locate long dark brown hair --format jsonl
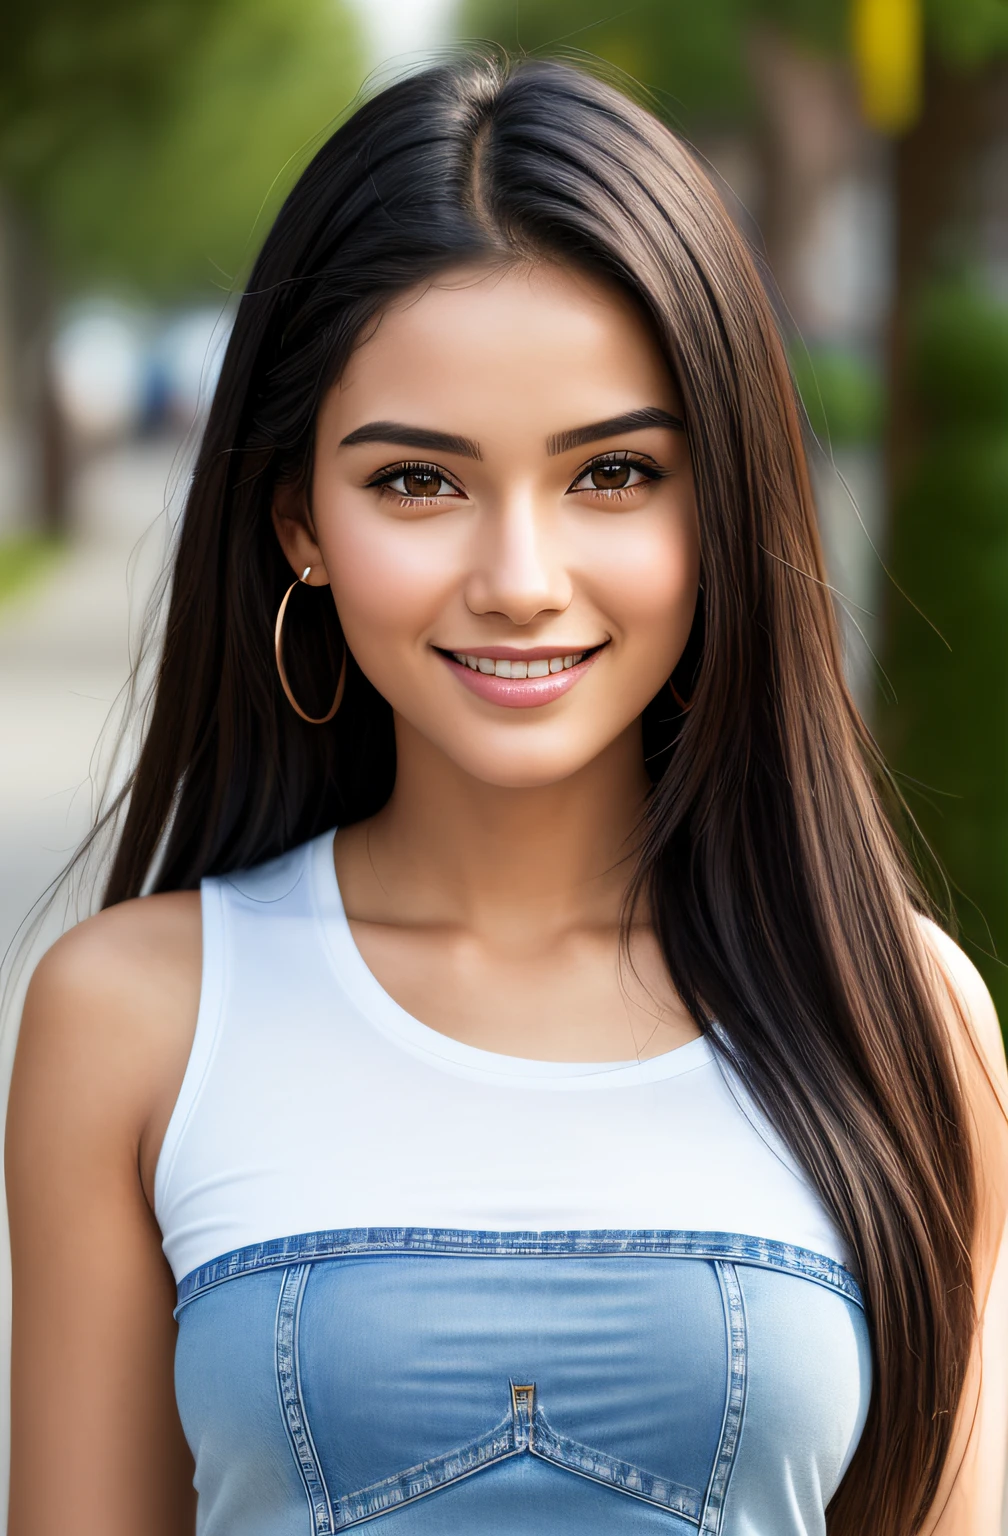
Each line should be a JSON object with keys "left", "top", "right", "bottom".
{"left": 100, "top": 54, "right": 975, "bottom": 1533}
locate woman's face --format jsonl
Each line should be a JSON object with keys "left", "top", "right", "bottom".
{"left": 276, "top": 261, "right": 700, "bottom": 790}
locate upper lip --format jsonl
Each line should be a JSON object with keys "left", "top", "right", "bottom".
{"left": 436, "top": 642, "right": 607, "bottom": 661}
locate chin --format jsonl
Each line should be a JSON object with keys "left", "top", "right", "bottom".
{"left": 447, "top": 746, "right": 600, "bottom": 791}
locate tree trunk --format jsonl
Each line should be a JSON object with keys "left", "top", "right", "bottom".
{"left": 0, "top": 195, "right": 66, "bottom": 537}
{"left": 888, "top": 55, "right": 1008, "bottom": 494}
{"left": 881, "top": 54, "right": 1008, "bottom": 1021}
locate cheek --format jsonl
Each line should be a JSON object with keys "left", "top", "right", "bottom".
{"left": 583, "top": 508, "right": 700, "bottom": 651}
{"left": 317, "top": 500, "right": 459, "bottom": 650}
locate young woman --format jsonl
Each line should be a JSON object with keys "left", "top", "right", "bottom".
{"left": 6, "top": 55, "right": 1008, "bottom": 1536}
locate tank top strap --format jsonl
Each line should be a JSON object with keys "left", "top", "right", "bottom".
{"left": 153, "top": 833, "right": 330, "bottom": 1219}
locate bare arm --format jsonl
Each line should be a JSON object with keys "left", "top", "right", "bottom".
{"left": 6, "top": 893, "right": 202, "bottom": 1536}
{"left": 918, "top": 923, "right": 1008, "bottom": 1535}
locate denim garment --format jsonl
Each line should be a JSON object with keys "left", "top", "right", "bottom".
{"left": 174, "top": 1229, "right": 870, "bottom": 1536}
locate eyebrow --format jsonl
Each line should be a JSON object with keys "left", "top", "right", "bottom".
{"left": 340, "top": 421, "right": 482, "bottom": 459}
{"left": 339, "top": 405, "right": 685, "bottom": 462}
{"left": 547, "top": 407, "right": 685, "bottom": 456}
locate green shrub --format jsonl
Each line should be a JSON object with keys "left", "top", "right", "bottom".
{"left": 790, "top": 343, "right": 884, "bottom": 445}
{"left": 909, "top": 283, "right": 1008, "bottom": 428}
{"left": 0, "top": 534, "right": 62, "bottom": 606}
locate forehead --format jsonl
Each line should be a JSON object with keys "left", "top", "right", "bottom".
{"left": 324, "top": 261, "right": 678, "bottom": 441}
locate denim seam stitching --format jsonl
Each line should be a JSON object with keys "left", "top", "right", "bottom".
{"left": 275, "top": 1264, "right": 334, "bottom": 1534}
{"left": 337, "top": 1456, "right": 524, "bottom": 1529}
{"left": 176, "top": 1227, "right": 863, "bottom": 1313}
{"left": 294, "top": 1265, "right": 335, "bottom": 1534}
{"left": 334, "top": 1416, "right": 520, "bottom": 1528}
{"left": 530, "top": 1410, "right": 701, "bottom": 1522}
{"left": 698, "top": 1260, "right": 748, "bottom": 1536}
{"left": 332, "top": 1390, "right": 703, "bottom": 1527}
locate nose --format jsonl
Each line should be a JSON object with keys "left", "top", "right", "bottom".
{"left": 464, "top": 491, "right": 573, "bottom": 626}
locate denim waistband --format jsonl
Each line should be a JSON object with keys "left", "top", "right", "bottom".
{"left": 175, "top": 1227, "right": 863, "bottom": 1313}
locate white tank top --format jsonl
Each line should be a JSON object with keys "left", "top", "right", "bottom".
{"left": 154, "top": 829, "right": 848, "bottom": 1284}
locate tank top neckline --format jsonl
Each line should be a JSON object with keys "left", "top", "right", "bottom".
{"left": 310, "top": 829, "right": 715, "bottom": 1090}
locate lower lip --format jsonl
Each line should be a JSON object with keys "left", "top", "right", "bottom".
{"left": 440, "top": 649, "right": 604, "bottom": 709}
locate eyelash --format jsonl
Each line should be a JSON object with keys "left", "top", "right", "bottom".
{"left": 568, "top": 451, "right": 667, "bottom": 502}
{"left": 366, "top": 460, "right": 466, "bottom": 507}
{"left": 365, "top": 452, "right": 667, "bottom": 506}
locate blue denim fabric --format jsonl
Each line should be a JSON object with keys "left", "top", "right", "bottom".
{"left": 175, "top": 1227, "right": 863, "bottom": 1312}
{"left": 174, "top": 1229, "right": 870, "bottom": 1536}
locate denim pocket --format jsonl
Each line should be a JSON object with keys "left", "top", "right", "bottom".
{"left": 330, "top": 1377, "right": 705, "bottom": 1528}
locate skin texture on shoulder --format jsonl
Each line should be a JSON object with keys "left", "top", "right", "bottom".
{"left": 5, "top": 892, "right": 201, "bottom": 1536}
{"left": 914, "top": 918, "right": 1008, "bottom": 1534}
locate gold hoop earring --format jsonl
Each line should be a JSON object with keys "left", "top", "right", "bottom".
{"left": 668, "top": 678, "right": 694, "bottom": 712}
{"left": 274, "top": 565, "right": 346, "bottom": 724}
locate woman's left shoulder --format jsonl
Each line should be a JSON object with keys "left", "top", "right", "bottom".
{"left": 915, "top": 909, "right": 1008, "bottom": 1155}
{"left": 914, "top": 915, "right": 1006, "bottom": 1083}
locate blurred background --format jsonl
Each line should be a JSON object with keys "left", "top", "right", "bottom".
{"left": 1, "top": 0, "right": 1008, "bottom": 1515}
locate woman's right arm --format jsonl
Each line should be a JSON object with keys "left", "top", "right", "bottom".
{"left": 5, "top": 893, "right": 202, "bottom": 1536}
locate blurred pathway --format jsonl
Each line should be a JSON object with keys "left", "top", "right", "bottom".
{"left": 0, "top": 435, "right": 183, "bottom": 969}
{"left": 0, "top": 434, "right": 184, "bottom": 1523}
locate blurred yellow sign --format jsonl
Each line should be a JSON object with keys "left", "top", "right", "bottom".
{"left": 851, "top": 0, "right": 922, "bottom": 132}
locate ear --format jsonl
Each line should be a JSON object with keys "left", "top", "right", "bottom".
{"left": 271, "top": 482, "right": 331, "bottom": 587}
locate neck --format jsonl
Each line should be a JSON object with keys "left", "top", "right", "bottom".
{"left": 366, "top": 716, "right": 651, "bottom": 934}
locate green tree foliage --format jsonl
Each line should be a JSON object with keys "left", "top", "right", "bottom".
{"left": 0, "top": 0, "right": 227, "bottom": 191}
{"left": 0, "top": 0, "right": 364, "bottom": 295}
{"left": 454, "top": 0, "right": 849, "bottom": 130}
{"left": 790, "top": 344, "right": 884, "bottom": 444}
{"left": 882, "top": 285, "right": 1008, "bottom": 1014}
{"left": 457, "top": 0, "right": 1008, "bottom": 103}
{"left": 925, "top": 0, "right": 1008, "bottom": 65}
{"left": 455, "top": 0, "right": 754, "bottom": 127}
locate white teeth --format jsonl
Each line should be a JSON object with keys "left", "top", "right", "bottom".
{"left": 451, "top": 649, "right": 590, "bottom": 675}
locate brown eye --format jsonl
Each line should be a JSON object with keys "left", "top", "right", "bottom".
{"left": 372, "top": 462, "right": 464, "bottom": 501}
{"left": 569, "top": 456, "right": 656, "bottom": 497}
{"left": 590, "top": 461, "right": 632, "bottom": 490}
{"left": 401, "top": 468, "right": 444, "bottom": 497}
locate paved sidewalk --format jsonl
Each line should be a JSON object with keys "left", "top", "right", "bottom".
{"left": 0, "top": 433, "right": 185, "bottom": 1522}
{"left": 0, "top": 436, "right": 184, "bottom": 964}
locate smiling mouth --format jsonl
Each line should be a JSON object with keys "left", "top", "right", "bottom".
{"left": 445, "top": 646, "right": 602, "bottom": 678}
{"left": 434, "top": 642, "right": 608, "bottom": 709}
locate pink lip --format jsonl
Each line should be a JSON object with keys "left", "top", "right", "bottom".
{"left": 439, "top": 647, "right": 604, "bottom": 709}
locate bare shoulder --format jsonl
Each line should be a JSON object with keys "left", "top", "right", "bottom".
{"left": 28, "top": 887, "right": 200, "bottom": 983}
{"left": 8, "top": 892, "right": 202, "bottom": 1205}
{"left": 19, "top": 890, "right": 202, "bottom": 1067}
{"left": 915, "top": 914, "right": 1007, "bottom": 1089}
